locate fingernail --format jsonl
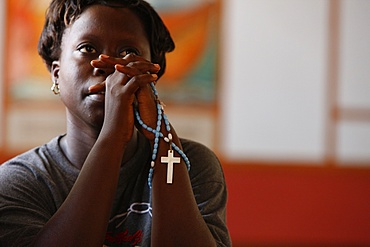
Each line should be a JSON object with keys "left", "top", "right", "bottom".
{"left": 153, "top": 64, "right": 160, "bottom": 69}
{"left": 100, "top": 54, "right": 109, "bottom": 59}
{"left": 115, "top": 64, "right": 124, "bottom": 69}
{"left": 88, "top": 85, "right": 95, "bottom": 92}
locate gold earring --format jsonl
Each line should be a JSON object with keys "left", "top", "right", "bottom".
{"left": 51, "top": 81, "right": 60, "bottom": 95}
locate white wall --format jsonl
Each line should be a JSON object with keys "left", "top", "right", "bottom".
{"left": 338, "top": 0, "right": 370, "bottom": 164}
{"left": 220, "top": 0, "right": 370, "bottom": 165}
{"left": 220, "top": 0, "right": 328, "bottom": 162}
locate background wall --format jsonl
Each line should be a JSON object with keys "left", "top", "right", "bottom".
{"left": 221, "top": 0, "right": 328, "bottom": 162}
{"left": 1, "top": 0, "right": 370, "bottom": 246}
{"left": 220, "top": 0, "right": 370, "bottom": 165}
{"left": 219, "top": 0, "right": 370, "bottom": 245}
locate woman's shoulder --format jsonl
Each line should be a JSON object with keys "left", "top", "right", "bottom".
{"left": 179, "top": 138, "right": 225, "bottom": 183}
{"left": 0, "top": 135, "right": 76, "bottom": 206}
{"left": 0, "top": 135, "right": 74, "bottom": 182}
{"left": 1, "top": 135, "right": 60, "bottom": 166}
{"left": 180, "top": 138, "right": 218, "bottom": 157}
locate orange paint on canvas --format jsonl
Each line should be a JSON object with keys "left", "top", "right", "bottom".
{"left": 160, "top": 3, "right": 215, "bottom": 84}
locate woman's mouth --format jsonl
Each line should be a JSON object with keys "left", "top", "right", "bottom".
{"left": 87, "top": 91, "right": 105, "bottom": 102}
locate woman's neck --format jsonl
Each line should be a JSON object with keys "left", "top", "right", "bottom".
{"left": 60, "top": 124, "right": 138, "bottom": 170}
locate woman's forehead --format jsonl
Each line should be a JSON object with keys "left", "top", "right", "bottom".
{"left": 71, "top": 5, "right": 143, "bottom": 30}
{"left": 63, "top": 5, "right": 149, "bottom": 49}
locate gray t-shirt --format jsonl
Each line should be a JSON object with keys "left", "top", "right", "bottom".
{"left": 0, "top": 134, "right": 231, "bottom": 246}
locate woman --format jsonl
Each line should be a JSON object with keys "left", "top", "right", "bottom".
{"left": 0, "top": 0, "right": 231, "bottom": 246}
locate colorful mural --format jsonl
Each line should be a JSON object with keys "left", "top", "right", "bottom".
{"left": 6, "top": 0, "right": 52, "bottom": 102}
{"left": 153, "top": 1, "right": 220, "bottom": 103}
{"left": 6, "top": 0, "right": 220, "bottom": 104}
{"left": 3, "top": 0, "right": 220, "bottom": 152}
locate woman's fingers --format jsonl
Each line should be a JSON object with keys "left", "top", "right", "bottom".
{"left": 88, "top": 82, "right": 105, "bottom": 94}
{"left": 123, "top": 73, "right": 158, "bottom": 96}
{"left": 88, "top": 65, "right": 158, "bottom": 95}
{"left": 115, "top": 64, "right": 159, "bottom": 79}
{"left": 91, "top": 54, "right": 127, "bottom": 67}
{"left": 91, "top": 54, "right": 160, "bottom": 75}
{"left": 89, "top": 54, "right": 160, "bottom": 94}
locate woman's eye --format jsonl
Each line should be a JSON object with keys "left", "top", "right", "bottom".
{"left": 120, "top": 49, "right": 138, "bottom": 57}
{"left": 78, "top": 45, "right": 97, "bottom": 54}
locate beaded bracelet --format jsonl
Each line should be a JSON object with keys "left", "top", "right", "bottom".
{"left": 134, "top": 82, "right": 191, "bottom": 188}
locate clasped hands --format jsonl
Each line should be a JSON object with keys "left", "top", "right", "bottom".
{"left": 89, "top": 53, "right": 163, "bottom": 142}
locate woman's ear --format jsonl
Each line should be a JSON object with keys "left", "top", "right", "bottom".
{"left": 51, "top": 61, "right": 60, "bottom": 82}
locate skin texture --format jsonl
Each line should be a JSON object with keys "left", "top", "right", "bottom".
{"left": 33, "top": 5, "right": 216, "bottom": 247}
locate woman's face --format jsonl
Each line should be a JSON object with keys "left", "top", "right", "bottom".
{"left": 53, "top": 5, "right": 151, "bottom": 130}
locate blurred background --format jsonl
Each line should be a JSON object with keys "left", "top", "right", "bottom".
{"left": 0, "top": 0, "right": 370, "bottom": 246}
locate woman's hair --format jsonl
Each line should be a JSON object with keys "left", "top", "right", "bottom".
{"left": 38, "top": 0, "right": 175, "bottom": 78}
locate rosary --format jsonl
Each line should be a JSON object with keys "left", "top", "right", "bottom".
{"left": 134, "top": 82, "right": 191, "bottom": 188}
